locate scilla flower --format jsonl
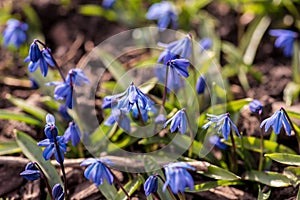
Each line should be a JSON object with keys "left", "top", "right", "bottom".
{"left": 64, "top": 121, "right": 81, "bottom": 146}
{"left": 20, "top": 162, "right": 41, "bottom": 181}
{"left": 202, "top": 113, "right": 241, "bottom": 140}
{"left": 269, "top": 29, "right": 298, "bottom": 57}
{"left": 163, "top": 162, "right": 195, "bottom": 194}
{"left": 144, "top": 175, "right": 158, "bottom": 196}
{"left": 199, "top": 37, "right": 212, "bottom": 52}
{"left": 37, "top": 136, "right": 67, "bottom": 163}
{"left": 167, "top": 59, "right": 190, "bottom": 78}
{"left": 260, "top": 108, "right": 292, "bottom": 135}
{"left": 164, "top": 109, "right": 187, "bottom": 134}
{"left": 104, "top": 109, "right": 131, "bottom": 132}
{"left": 249, "top": 99, "right": 263, "bottom": 115}
{"left": 2, "top": 19, "right": 28, "bottom": 48}
{"left": 196, "top": 75, "right": 206, "bottom": 94}
{"left": 164, "top": 34, "right": 192, "bottom": 59}
{"left": 44, "top": 114, "right": 58, "bottom": 140}
{"left": 80, "top": 158, "right": 114, "bottom": 187}
{"left": 146, "top": 1, "right": 177, "bottom": 31}
{"left": 102, "top": 0, "right": 116, "bottom": 9}
{"left": 52, "top": 184, "right": 64, "bottom": 200}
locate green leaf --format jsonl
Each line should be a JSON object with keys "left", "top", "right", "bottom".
{"left": 265, "top": 153, "right": 300, "bottom": 166}
{"left": 116, "top": 176, "right": 143, "bottom": 200}
{"left": 0, "top": 110, "right": 41, "bottom": 126}
{"left": 187, "top": 180, "right": 243, "bottom": 192}
{"left": 98, "top": 179, "right": 118, "bottom": 199}
{"left": 244, "top": 170, "right": 291, "bottom": 187}
{"left": 199, "top": 165, "right": 240, "bottom": 180}
{"left": 0, "top": 141, "right": 21, "bottom": 155}
{"left": 283, "top": 82, "right": 300, "bottom": 106}
{"left": 223, "top": 136, "right": 296, "bottom": 154}
{"left": 6, "top": 94, "right": 47, "bottom": 121}
{"left": 79, "top": 5, "right": 103, "bottom": 16}
{"left": 15, "top": 130, "right": 62, "bottom": 187}
{"left": 258, "top": 184, "right": 271, "bottom": 200}
{"left": 204, "top": 98, "right": 252, "bottom": 115}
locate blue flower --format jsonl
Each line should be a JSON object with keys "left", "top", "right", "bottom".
{"left": 66, "top": 69, "right": 90, "bottom": 86}
{"left": 199, "top": 37, "right": 212, "bottom": 52}
{"left": 80, "top": 158, "right": 114, "bottom": 187}
{"left": 47, "top": 81, "right": 73, "bottom": 109}
{"left": 156, "top": 64, "right": 183, "bottom": 93}
{"left": 196, "top": 75, "right": 206, "bottom": 94}
{"left": 144, "top": 175, "right": 158, "bottom": 196}
{"left": 146, "top": 1, "right": 177, "bottom": 31}
{"left": 29, "top": 41, "right": 42, "bottom": 62}
{"left": 202, "top": 113, "right": 241, "bottom": 140}
{"left": 249, "top": 100, "right": 263, "bottom": 115}
{"left": 20, "top": 162, "right": 41, "bottom": 181}
{"left": 162, "top": 34, "right": 192, "bottom": 59}
{"left": 155, "top": 114, "right": 166, "bottom": 124}
{"left": 25, "top": 47, "right": 55, "bottom": 77}
{"left": 104, "top": 109, "right": 131, "bottom": 132}
{"left": 260, "top": 108, "right": 292, "bottom": 135}
{"left": 37, "top": 136, "right": 67, "bottom": 163}
{"left": 167, "top": 59, "right": 190, "bottom": 78}
{"left": 29, "top": 77, "right": 39, "bottom": 89}
{"left": 2, "top": 19, "right": 28, "bottom": 48}
{"left": 102, "top": 0, "right": 116, "bottom": 9}
{"left": 164, "top": 109, "right": 188, "bottom": 134}
{"left": 64, "top": 122, "right": 81, "bottom": 146}
{"left": 209, "top": 135, "right": 228, "bottom": 150}
{"left": 58, "top": 104, "right": 72, "bottom": 121}
{"left": 52, "top": 184, "right": 64, "bottom": 200}
{"left": 163, "top": 162, "right": 195, "bottom": 194}
{"left": 44, "top": 114, "right": 58, "bottom": 140}
{"left": 269, "top": 29, "right": 298, "bottom": 57}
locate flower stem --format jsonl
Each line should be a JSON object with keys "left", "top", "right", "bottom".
{"left": 35, "top": 39, "right": 66, "bottom": 82}
{"left": 229, "top": 130, "right": 237, "bottom": 172}
{"left": 34, "top": 162, "right": 54, "bottom": 200}
{"left": 156, "top": 174, "right": 177, "bottom": 200}
{"left": 106, "top": 167, "right": 131, "bottom": 200}
{"left": 136, "top": 102, "right": 145, "bottom": 126}
{"left": 281, "top": 108, "right": 300, "bottom": 153}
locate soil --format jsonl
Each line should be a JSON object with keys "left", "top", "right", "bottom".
{"left": 0, "top": 1, "right": 299, "bottom": 199}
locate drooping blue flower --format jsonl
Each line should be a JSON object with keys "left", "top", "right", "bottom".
{"left": 156, "top": 63, "right": 183, "bottom": 93}
{"left": 146, "top": 1, "right": 177, "bottom": 31}
{"left": 167, "top": 59, "right": 190, "bottom": 78}
{"left": 80, "top": 158, "right": 114, "bottom": 187}
{"left": 260, "top": 108, "right": 292, "bottom": 135}
{"left": 249, "top": 100, "right": 263, "bottom": 115}
{"left": 202, "top": 113, "right": 241, "bottom": 140}
{"left": 102, "top": 0, "right": 116, "bottom": 9}
{"left": 37, "top": 136, "right": 67, "bottom": 163}
{"left": 20, "top": 162, "right": 41, "bottom": 181}
{"left": 64, "top": 121, "right": 81, "bottom": 146}
{"left": 163, "top": 162, "right": 195, "bottom": 194}
{"left": 44, "top": 113, "right": 58, "bottom": 140}
{"left": 104, "top": 109, "right": 131, "bottom": 132}
{"left": 2, "top": 19, "right": 28, "bottom": 48}
{"left": 58, "top": 104, "right": 72, "bottom": 121}
{"left": 196, "top": 75, "right": 206, "bottom": 94}
{"left": 199, "top": 37, "right": 212, "bottom": 52}
{"left": 29, "top": 41, "right": 42, "bottom": 62}
{"left": 66, "top": 69, "right": 90, "bottom": 86}
{"left": 25, "top": 47, "right": 55, "bottom": 77}
{"left": 47, "top": 81, "right": 73, "bottom": 109}
{"left": 209, "top": 135, "right": 228, "bottom": 150}
{"left": 161, "top": 34, "right": 192, "bottom": 59}
{"left": 144, "top": 175, "right": 158, "bottom": 196}
{"left": 269, "top": 29, "right": 298, "bottom": 57}
{"left": 52, "top": 184, "right": 64, "bottom": 200}
{"left": 164, "top": 109, "right": 188, "bottom": 134}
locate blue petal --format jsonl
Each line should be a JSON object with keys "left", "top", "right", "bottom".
{"left": 222, "top": 117, "right": 230, "bottom": 140}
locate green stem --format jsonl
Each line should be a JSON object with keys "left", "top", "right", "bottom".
{"left": 34, "top": 162, "right": 54, "bottom": 200}
{"left": 258, "top": 115, "right": 264, "bottom": 171}
{"left": 107, "top": 167, "right": 131, "bottom": 200}
{"left": 229, "top": 130, "right": 237, "bottom": 172}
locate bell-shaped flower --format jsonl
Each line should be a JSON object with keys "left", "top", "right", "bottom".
{"left": 80, "top": 158, "right": 114, "bottom": 187}
{"left": 146, "top": 1, "right": 177, "bottom": 31}
{"left": 104, "top": 109, "right": 131, "bottom": 132}
{"left": 2, "top": 19, "right": 28, "bottom": 48}
{"left": 37, "top": 136, "right": 67, "bottom": 163}
{"left": 64, "top": 121, "right": 81, "bottom": 146}
{"left": 164, "top": 109, "right": 188, "bottom": 134}
{"left": 249, "top": 100, "right": 263, "bottom": 115}
{"left": 20, "top": 162, "right": 41, "bottom": 181}
{"left": 167, "top": 59, "right": 190, "bottom": 78}
{"left": 199, "top": 37, "right": 212, "bottom": 52}
{"left": 165, "top": 34, "right": 192, "bottom": 59}
{"left": 144, "top": 175, "right": 158, "bottom": 196}
{"left": 52, "top": 184, "right": 64, "bottom": 200}
{"left": 260, "top": 108, "right": 292, "bottom": 135}
{"left": 44, "top": 113, "right": 58, "bottom": 140}
{"left": 202, "top": 113, "right": 241, "bottom": 140}
{"left": 196, "top": 75, "right": 206, "bottom": 94}
{"left": 269, "top": 29, "right": 298, "bottom": 57}
{"left": 66, "top": 69, "right": 90, "bottom": 86}
{"left": 156, "top": 64, "right": 183, "bottom": 93}
{"left": 29, "top": 41, "right": 42, "bottom": 62}
{"left": 163, "top": 162, "right": 195, "bottom": 194}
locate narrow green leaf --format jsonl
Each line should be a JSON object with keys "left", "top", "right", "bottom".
{"left": 0, "top": 141, "right": 21, "bottom": 155}
{"left": 0, "top": 110, "right": 41, "bottom": 126}
{"left": 15, "top": 130, "right": 62, "bottom": 187}
{"left": 98, "top": 179, "right": 118, "bottom": 199}
{"left": 199, "top": 165, "right": 240, "bottom": 180}
{"left": 258, "top": 184, "right": 271, "bottom": 200}
{"left": 223, "top": 136, "right": 296, "bottom": 154}
{"left": 79, "top": 5, "right": 103, "bottom": 16}
{"left": 283, "top": 82, "right": 300, "bottom": 106}
{"left": 204, "top": 98, "right": 252, "bottom": 115}
{"left": 116, "top": 176, "right": 143, "bottom": 200}
{"left": 187, "top": 180, "right": 243, "bottom": 192}
{"left": 265, "top": 153, "right": 300, "bottom": 166}
{"left": 244, "top": 170, "right": 291, "bottom": 187}
{"left": 6, "top": 94, "right": 47, "bottom": 121}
